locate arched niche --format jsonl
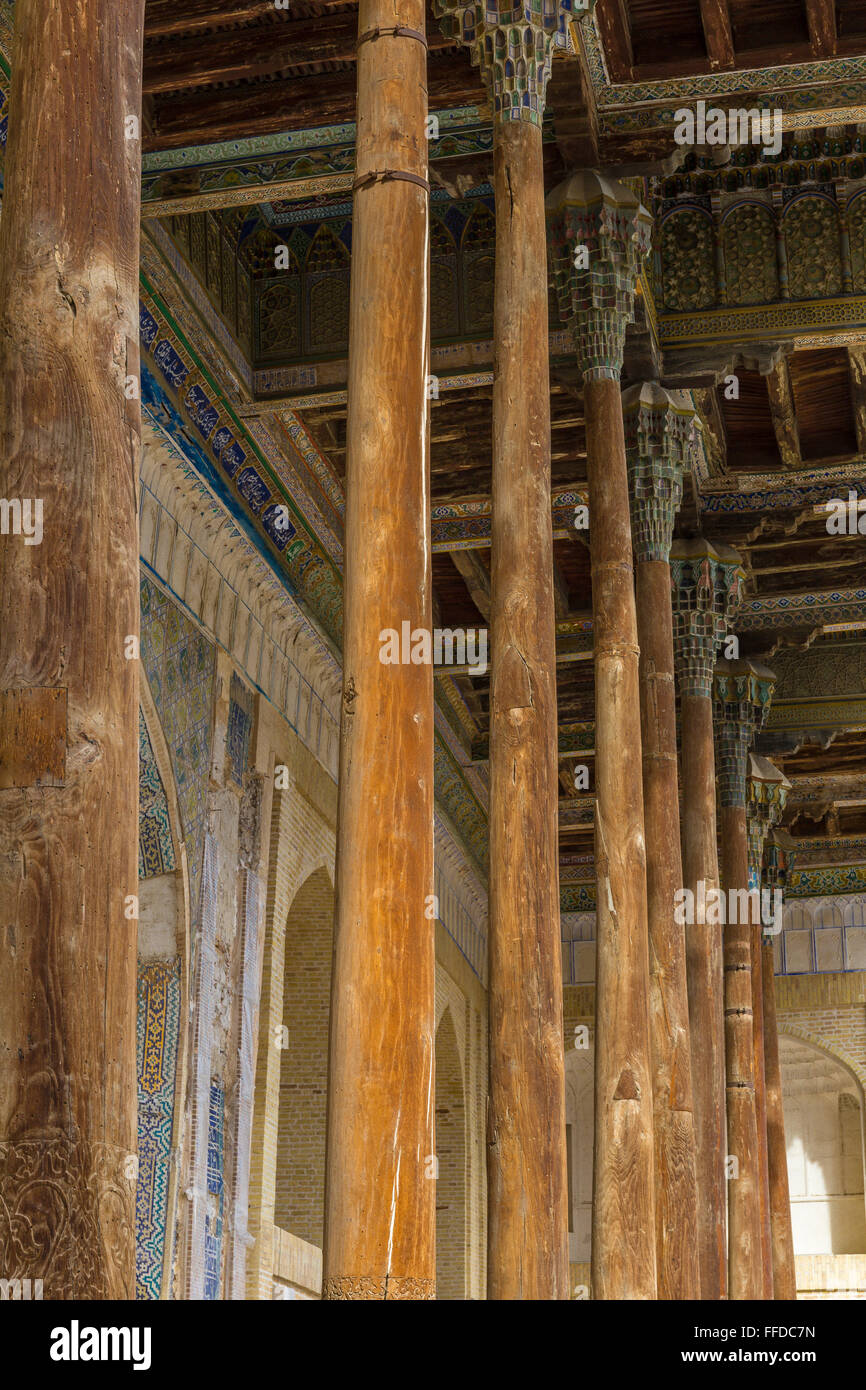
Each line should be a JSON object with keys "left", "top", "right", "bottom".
{"left": 722, "top": 202, "right": 779, "bottom": 305}
{"left": 137, "top": 674, "right": 191, "bottom": 1301}
{"left": 274, "top": 864, "right": 335, "bottom": 1246}
{"left": 783, "top": 194, "right": 842, "bottom": 300}
{"left": 779, "top": 1030, "right": 866, "bottom": 1256}
{"left": 435, "top": 1007, "right": 467, "bottom": 1299}
{"left": 565, "top": 1041, "right": 594, "bottom": 1265}
{"left": 660, "top": 206, "right": 715, "bottom": 312}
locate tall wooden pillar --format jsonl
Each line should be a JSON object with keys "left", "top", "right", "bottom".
{"left": 713, "top": 658, "right": 776, "bottom": 1302}
{"left": 0, "top": 0, "right": 145, "bottom": 1299}
{"left": 547, "top": 173, "right": 657, "bottom": 1300}
{"left": 746, "top": 755, "right": 790, "bottom": 1300}
{"left": 622, "top": 384, "right": 700, "bottom": 1300}
{"left": 323, "top": 0, "right": 435, "bottom": 1301}
{"left": 763, "top": 827, "right": 798, "bottom": 1300}
{"left": 436, "top": 0, "right": 571, "bottom": 1300}
{"left": 670, "top": 540, "right": 744, "bottom": 1300}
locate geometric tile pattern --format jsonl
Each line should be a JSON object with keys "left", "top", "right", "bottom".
{"left": 135, "top": 958, "right": 182, "bottom": 1301}
{"left": 140, "top": 574, "right": 216, "bottom": 912}
{"left": 226, "top": 673, "right": 254, "bottom": 787}
{"left": 139, "top": 708, "right": 177, "bottom": 880}
{"left": 204, "top": 1080, "right": 225, "bottom": 1301}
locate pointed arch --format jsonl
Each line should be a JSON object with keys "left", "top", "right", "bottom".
{"left": 136, "top": 672, "right": 191, "bottom": 1301}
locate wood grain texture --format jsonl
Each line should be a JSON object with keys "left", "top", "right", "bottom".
{"left": 805, "top": 0, "right": 837, "bottom": 57}
{"left": 586, "top": 379, "right": 657, "bottom": 1301}
{"left": 487, "top": 119, "right": 568, "bottom": 1301}
{"left": 720, "top": 804, "right": 763, "bottom": 1302}
{"left": 681, "top": 693, "right": 727, "bottom": 1300}
{"left": 322, "top": 0, "right": 436, "bottom": 1301}
{"left": 636, "top": 561, "right": 700, "bottom": 1300}
{"left": 698, "top": 0, "right": 735, "bottom": 68}
{"left": 762, "top": 938, "right": 798, "bottom": 1301}
{"left": 0, "top": 0, "right": 144, "bottom": 1298}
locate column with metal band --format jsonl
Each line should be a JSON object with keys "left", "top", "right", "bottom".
{"left": 547, "top": 172, "right": 657, "bottom": 1300}
{"left": 434, "top": 0, "right": 585, "bottom": 1301}
{"left": 622, "top": 383, "right": 701, "bottom": 1301}
{"left": 670, "top": 539, "right": 745, "bottom": 1300}
{"left": 322, "top": 0, "right": 435, "bottom": 1302}
{"left": 762, "top": 826, "right": 798, "bottom": 1300}
{"left": 713, "top": 658, "right": 777, "bottom": 1302}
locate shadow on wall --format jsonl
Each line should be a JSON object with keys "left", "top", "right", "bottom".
{"left": 436, "top": 1008, "right": 467, "bottom": 1300}
{"left": 275, "top": 866, "right": 334, "bottom": 1247}
{"left": 780, "top": 1033, "right": 866, "bottom": 1256}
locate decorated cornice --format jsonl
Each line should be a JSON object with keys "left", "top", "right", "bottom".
{"left": 139, "top": 279, "right": 344, "bottom": 647}
{"left": 737, "top": 587, "right": 866, "bottom": 632}
{"left": 140, "top": 117, "right": 511, "bottom": 220}
{"left": 139, "top": 426, "right": 342, "bottom": 778}
{"left": 579, "top": 6, "right": 866, "bottom": 125}
{"left": 787, "top": 864, "right": 866, "bottom": 898}
{"left": 659, "top": 294, "right": 866, "bottom": 351}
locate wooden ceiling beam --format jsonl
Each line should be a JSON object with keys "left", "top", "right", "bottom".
{"left": 805, "top": 0, "right": 838, "bottom": 57}
{"left": 149, "top": 54, "right": 481, "bottom": 148}
{"left": 698, "top": 0, "right": 735, "bottom": 70}
{"left": 143, "top": 15, "right": 453, "bottom": 95}
{"left": 848, "top": 345, "right": 866, "bottom": 457}
{"left": 593, "top": 0, "right": 634, "bottom": 82}
{"left": 553, "top": 559, "right": 571, "bottom": 620}
{"left": 450, "top": 548, "right": 492, "bottom": 621}
{"left": 765, "top": 359, "right": 802, "bottom": 471}
{"left": 144, "top": 0, "right": 348, "bottom": 38}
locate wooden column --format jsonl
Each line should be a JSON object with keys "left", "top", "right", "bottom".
{"left": 763, "top": 827, "right": 798, "bottom": 1300}
{"left": 547, "top": 173, "right": 657, "bottom": 1300}
{"left": 322, "top": 0, "right": 435, "bottom": 1301}
{"left": 437, "top": 0, "right": 570, "bottom": 1300}
{"left": 622, "top": 384, "right": 700, "bottom": 1300}
{"left": 0, "top": 0, "right": 145, "bottom": 1299}
{"left": 746, "top": 755, "right": 791, "bottom": 1300}
{"left": 713, "top": 659, "right": 776, "bottom": 1302}
{"left": 670, "top": 540, "right": 744, "bottom": 1300}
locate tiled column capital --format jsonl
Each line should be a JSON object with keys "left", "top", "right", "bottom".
{"left": 763, "top": 826, "right": 798, "bottom": 902}
{"left": 670, "top": 539, "right": 744, "bottom": 701}
{"left": 622, "top": 382, "right": 698, "bottom": 562}
{"left": 545, "top": 171, "right": 652, "bottom": 380}
{"left": 713, "top": 659, "right": 777, "bottom": 810}
{"left": 747, "top": 754, "right": 790, "bottom": 886}
{"left": 434, "top": 0, "right": 584, "bottom": 126}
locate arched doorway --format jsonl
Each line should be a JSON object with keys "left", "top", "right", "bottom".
{"left": 435, "top": 1008, "right": 466, "bottom": 1299}
{"left": 780, "top": 1033, "right": 866, "bottom": 1255}
{"left": 565, "top": 1042, "right": 594, "bottom": 1265}
{"left": 274, "top": 866, "right": 334, "bottom": 1246}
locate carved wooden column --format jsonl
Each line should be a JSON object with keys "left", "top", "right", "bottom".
{"left": 622, "top": 384, "right": 700, "bottom": 1300}
{"left": 547, "top": 173, "right": 657, "bottom": 1300}
{"left": 670, "top": 540, "right": 744, "bottom": 1301}
{"left": 747, "top": 754, "right": 790, "bottom": 1300}
{"left": 0, "top": 0, "right": 145, "bottom": 1299}
{"left": 713, "top": 659, "right": 776, "bottom": 1302}
{"left": 323, "top": 0, "right": 435, "bottom": 1301}
{"left": 763, "top": 826, "right": 798, "bottom": 1301}
{"left": 436, "top": 0, "right": 575, "bottom": 1301}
